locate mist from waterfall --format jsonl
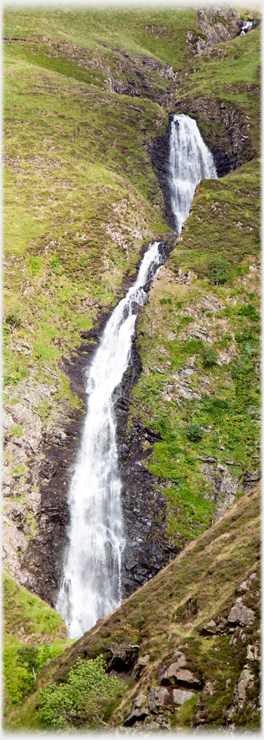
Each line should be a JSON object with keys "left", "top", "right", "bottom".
{"left": 169, "top": 113, "right": 217, "bottom": 234}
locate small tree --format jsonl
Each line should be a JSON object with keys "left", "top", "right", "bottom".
{"left": 38, "top": 655, "right": 123, "bottom": 729}
{"left": 201, "top": 346, "right": 218, "bottom": 368}
{"left": 208, "top": 257, "right": 229, "bottom": 286}
{"left": 186, "top": 423, "right": 204, "bottom": 443}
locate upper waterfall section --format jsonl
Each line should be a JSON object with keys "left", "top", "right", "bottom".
{"left": 169, "top": 113, "right": 217, "bottom": 234}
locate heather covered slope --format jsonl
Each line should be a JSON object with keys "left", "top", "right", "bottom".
{"left": 6, "top": 485, "right": 260, "bottom": 731}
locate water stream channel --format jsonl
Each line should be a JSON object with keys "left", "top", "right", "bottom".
{"left": 56, "top": 114, "right": 217, "bottom": 639}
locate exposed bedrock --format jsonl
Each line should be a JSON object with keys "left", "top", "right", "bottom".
{"left": 114, "top": 339, "right": 181, "bottom": 599}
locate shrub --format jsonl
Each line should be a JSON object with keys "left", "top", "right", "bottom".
{"left": 208, "top": 257, "right": 229, "bottom": 286}
{"left": 202, "top": 397, "right": 230, "bottom": 418}
{"left": 238, "top": 303, "right": 259, "bottom": 322}
{"left": 201, "top": 346, "right": 218, "bottom": 367}
{"left": 3, "top": 311, "right": 22, "bottom": 329}
{"left": 38, "top": 655, "right": 123, "bottom": 730}
{"left": 186, "top": 423, "right": 204, "bottom": 443}
{"left": 182, "top": 339, "right": 204, "bottom": 355}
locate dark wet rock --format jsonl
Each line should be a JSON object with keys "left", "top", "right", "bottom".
{"left": 115, "top": 344, "right": 181, "bottom": 597}
{"left": 170, "top": 97, "right": 258, "bottom": 177}
{"left": 21, "top": 238, "right": 177, "bottom": 608}
{"left": 243, "top": 470, "right": 261, "bottom": 492}
{"left": 148, "top": 121, "right": 176, "bottom": 230}
{"left": 107, "top": 642, "right": 140, "bottom": 673}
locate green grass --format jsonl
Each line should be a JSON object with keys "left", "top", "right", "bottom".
{"left": 129, "top": 152, "right": 260, "bottom": 545}
{"left": 3, "top": 34, "right": 171, "bottom": 401}
{"left": 4, "top": 6, "right": 197, "bottom": 64}
{"left": 3, "top": 573, "right": 73, "bottom": 719}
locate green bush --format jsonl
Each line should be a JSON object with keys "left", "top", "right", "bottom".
{"left": 238, "top": 303, "right": 259, "bottom": 322}
{"left": 208, "top": 257, "right": 229, "bottom": 286}
{"left": 186, "top": 423, "right": 204, "bottom": 443}
{"left": 182, "top": 339, "right": 204, "bottom": 355}
{"left": 202, "top": 397, "right": 230, "bottom": 417}
{"left": 38, "top": 655, "right": 123, "bottom": 730}
{"left": 201, "top": 345, "right": 218, "bottom": 367}
{"left": 3, "top": 311, "right": 22, "bottom": 329}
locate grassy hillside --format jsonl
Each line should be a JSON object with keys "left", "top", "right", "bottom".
{"left": 129, "top": 156, "right": 260, "bottom": 546}
{"left": 6, "top": 485, "right": 260, "bottom": 731}
{"left": 3, "top": 6, "right": 260, "bottom": 397}
{"left": 3, "top": 7, "right": 261, "bottom": 728}
{"left": 3, "top": 573, "right": 72, "bottom": 719}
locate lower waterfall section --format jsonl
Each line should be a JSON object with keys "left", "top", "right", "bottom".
{"left": 169, "top": 113, "right": 217, "bottom": 234}
{"left": 56, "top": 242, "right": 164, "bottom": 639}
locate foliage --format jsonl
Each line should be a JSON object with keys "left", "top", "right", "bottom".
{"left": 201, "top": 345, "right": 218, "bottom": 368}
{"left": 4, "top": 638, "right": 69, "bottom": 709}
{"left": 186, "top": 423, "right": 204, "bottom": 443}
{"left": 238, "top": 303, "right": 259, "bottom": 321}
{"left": 208, "top": 256, "right": 229, "bottom": 286}
{"left": 3, "top": 574, "right": 70, "bottom": 717}
{"left": 38, "top": 656, "right": 123, "bottom": 729}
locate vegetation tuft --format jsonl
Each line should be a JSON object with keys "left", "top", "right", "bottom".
{"left": 38, "top": 655, "right": 123, "bottom": 730}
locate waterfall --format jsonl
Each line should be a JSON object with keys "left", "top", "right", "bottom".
{"left": 169, "top": 113, "right": 217, "bottom": 234}
{"left": 57, "top": 113, "right": 217, "bottom": 639}
{"left": 56, "top": 242, "right": 164, "bottom": 639}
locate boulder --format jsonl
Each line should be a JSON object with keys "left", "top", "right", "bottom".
{"left": 173, "top": 688, "right": 195, "bottom": 705}
{"left": 227, "top": 598, "right": 255, "bottom": 627}
{"left": 123, "top": 707, "right": 150, "bottom": 727}
{"left": 237, "top": 572, "right": 257, "bottom": 594}
{"left": 148, "top": 686, "right": 172, "bottom": 712}
{"left": 159, "top": 651, "right": 186, "bottom": 684}
{"left": 160, "top": 659, "right": 200, "bottom": 688}
{"left": 133, "top": 691, "right": 147, "bottom": 709}
{"left": 200, "top": 619, "right": 217, "bottom": 635}
{"left": 234, "top": 668, "right": 254, "bottom": 703}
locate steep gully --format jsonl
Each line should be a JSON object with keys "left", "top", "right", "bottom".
{"left": 56, "top": 115, "right": 217, "bottom": 639}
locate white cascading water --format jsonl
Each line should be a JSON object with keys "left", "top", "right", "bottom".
{"left": 57, "top": 114, "right": 217, "bottom": 639}
{"left": 169, "top": 113, "right": 217, "bottom": 234}
{"left": 56, "top": 242, "right": 164, "bottom": 638}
